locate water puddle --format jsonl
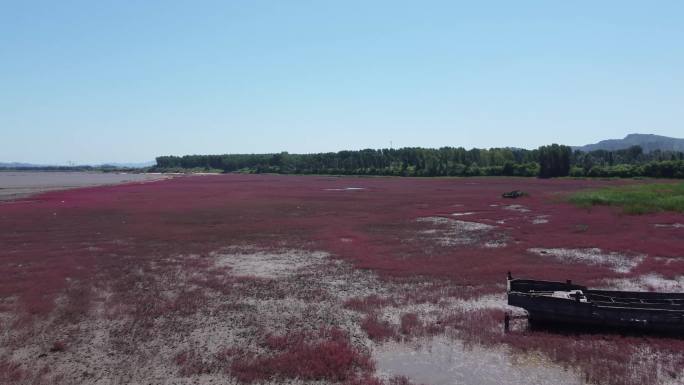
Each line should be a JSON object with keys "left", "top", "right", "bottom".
{"left": 373, "top": 336, "right": 585, "bottom": 385}
{"left": 502, "top": 204, "right": 531, "bottom": 213}
{"left": 531, "top": 215, "right": 549, "bottom": 224}
{"left": 654, "top": 223, "right": 684, "bottom": 229}
{"left": 324, "top": 187, "right": 366, "bottom": 191}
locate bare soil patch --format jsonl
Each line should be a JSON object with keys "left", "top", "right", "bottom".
{"left": 0, "top": 171, "right": 167, "bottom": 201}
{"left": 527, "top": 248, "right": 645, "bottom": 273}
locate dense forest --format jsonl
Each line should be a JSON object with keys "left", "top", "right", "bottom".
{"left": 154, "top": 145, "right": 684, "bottom": 178}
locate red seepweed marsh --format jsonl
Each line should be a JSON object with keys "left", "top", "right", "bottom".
{"left": 1, "top": 175, "right": 682, "bottom": 385}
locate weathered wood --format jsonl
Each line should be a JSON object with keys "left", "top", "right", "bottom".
{"left": 507, "top": 277, "right": 684, "bottom": 333}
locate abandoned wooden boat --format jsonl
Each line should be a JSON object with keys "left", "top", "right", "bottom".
{"left": 507, "top": 274, "right": 684, "bottom": 333}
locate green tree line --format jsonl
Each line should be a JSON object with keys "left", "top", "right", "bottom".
{"left": 153, "top": 145, "right": 684, "bottom": 179}
{"left": 155, "top": 147, "right": 540, "bottom": 177}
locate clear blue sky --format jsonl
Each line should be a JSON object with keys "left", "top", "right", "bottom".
{"left": 2, "top": 1, "right": 683, "bottom": 164}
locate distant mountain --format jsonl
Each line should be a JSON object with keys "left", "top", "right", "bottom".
{"left": 97, "top": 161, "right": 155, "bottom": 168}
{"left": 0, "top": 162, "right": 46, "bottom": 168}
{"left": 574, "top": 134, "right": 684, "bottom": 153}
{"left": 0, "top": 161, "right": 154, "bottom": 169}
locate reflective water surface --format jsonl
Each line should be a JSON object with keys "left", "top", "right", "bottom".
{"left": 373, "top": 336, "right": 586, "bottom": 385}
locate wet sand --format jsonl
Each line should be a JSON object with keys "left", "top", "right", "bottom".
{"left": 0, "top": 171, "right": 168, "bottom": 201}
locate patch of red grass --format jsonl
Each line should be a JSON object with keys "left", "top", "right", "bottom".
{"left": 0, "top": 360, "right": 25, "bottom": 383}
{"left": 504, "top": 332, "right": 684, "bottom": 385}
{"left": 399, "top": 313, "right": 422, "bottom": 336}
{"left": 262, "top": 331, "right": 311, "bottom": 351}
{"left": 361, "top": 315, "right": 396, "bottom": 342}
{"left": 229, "top": 328, "right": 373, "bottom": 383}
{"left": 49, "top": 341, "right": 66, "bottom": 353}
{"left": 167, "top": 288, "right": 209, "bottom": 316}
{"left": 175, "top": 348, "right": 214, "bottom": 376}
{"left": 344, "top": 295, "right": 396, "bottom": 312}
{"left": 437, "top": 308, "right": 507, "bottom": 345}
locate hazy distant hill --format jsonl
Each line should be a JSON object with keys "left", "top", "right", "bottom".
{"left": 97, "top": 161, "right": 155, "bottom": 168}
{"left": 574, "top": 134, "right": 684, "bottom": 153}
{"left": 0, "top": 161, "right": 154, "bottom": 169}
{"left": 0, "top": 162, "right": 45, "bottom": 168}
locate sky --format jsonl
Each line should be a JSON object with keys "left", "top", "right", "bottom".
{"left": 1, "top": 1, "right": 683, "bottom": 164}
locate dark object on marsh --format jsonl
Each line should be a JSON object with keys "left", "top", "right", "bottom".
{"left": 504, "top": 312, "right": 510, "bottom": 332}
{"left": 50, "top": 341, "right": 66, "bottom": 352}
{"left": 507, "top": 275, "right": 684, "bottom": 334}
{"left": 502, "top": 190, "right": 525, "bottom": 198}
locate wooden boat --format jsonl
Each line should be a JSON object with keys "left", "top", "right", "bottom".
{"left": 507, "top": 274, "right": 684, "bottom": 333}
{"left": 502, "top": 190, "right": 525, "bottom": 198}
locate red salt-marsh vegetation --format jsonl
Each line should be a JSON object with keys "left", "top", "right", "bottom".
{"left": 1, "top": 174, "right": 683, "bottom": 384}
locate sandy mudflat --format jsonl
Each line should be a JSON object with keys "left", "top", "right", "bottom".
{"left": 0, "top": 171, "right": 167, "bottom": 201}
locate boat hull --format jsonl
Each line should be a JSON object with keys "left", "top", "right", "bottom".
{"left": 508, "top": 279, "right": 684, "bottom": 334}
{"left": 509, "top": 292, "right": 684, "bottom": 333}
